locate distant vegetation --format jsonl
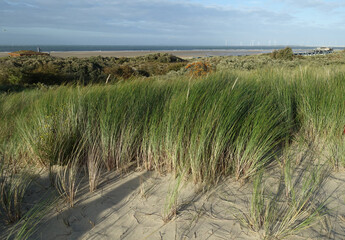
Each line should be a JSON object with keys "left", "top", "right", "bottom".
{"left": 0, "top": 53, "right": 186, "bottom": 90}
{"left": 2, "top": 50, "right": 345, "bottom": 91}
{"left": 9, "top": 50, "right": 49, "bottom": 57}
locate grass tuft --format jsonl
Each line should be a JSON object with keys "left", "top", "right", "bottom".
{"left": 238, "top": 148, "right": 330, "bottom": 239}
{"left": 0, "top": 159, "right": 32, "bottom": 224}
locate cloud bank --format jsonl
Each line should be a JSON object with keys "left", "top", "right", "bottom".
{"left": 0, "top": 0, "right": 344, "bottom": 45}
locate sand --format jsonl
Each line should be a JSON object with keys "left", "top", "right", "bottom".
{"left": 0, "top": 50, "right": 267, "bottom": 59}
{"left": 1, "top": 162, "right": 342, "bottom": 240}
{"left": 20, "top": 171, "right": 255, "bottom": 240}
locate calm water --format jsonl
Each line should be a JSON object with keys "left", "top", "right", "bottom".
{"left": 0, "top": 45, "right": 339, "bottom": 53}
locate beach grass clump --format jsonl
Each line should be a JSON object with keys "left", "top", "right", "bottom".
{"left": 238, "top": 150, "right": 330, "bottom": 239}
{"left": 162, "top": 173, "right": 184, "bottom": 223}
{"left": 330, "top": 137, "right": 345, "bottom": 169}
{"left": 6, "top": 191, "right": 58, "bottom": 240}
{"left": 18, "top": 88, "right": 85, "bottom": 167}
{"left": 232, "top": 91, "right": 291, "bottom": 180}
{"left": 0, "top": 159, "right": 33, "bottom": 224}
{"left": 53, "top": 144, "right": 84, "bottom": 208}
{"left": 160, "top": 74, "right": 293, "bottom": 183}
{"left": 268, "top": 162, "right": 330, "bottom": 239}
{"left": 86, "top": 141, "right": 103, "bottom": 192}
{"left": 295, "top": 69, "right": 345, "bottom": 168}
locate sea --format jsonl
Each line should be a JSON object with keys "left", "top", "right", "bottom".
{"left": 0, "top": 45, "right": 342, "bottom": 53}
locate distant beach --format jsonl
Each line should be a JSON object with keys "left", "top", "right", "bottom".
{"left": 1, "top": 44, "right": 342, "bottom": 59}
{"left": 0, "top": 49, "right": 270, "bottom": 59}
{"left": 1, "top": 45, "right": 337, "bottom": 59}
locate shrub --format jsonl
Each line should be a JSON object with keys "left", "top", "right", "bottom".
{"left": 0, "top": 68, "right": 24, "bottom": 85}
{"left": 104, "top": 65, "right": 136, "bottom": 80}
{"left": 271, "top": 47, "right": 294, "bottom": 60}
{"left": 185, "top": 61, "right": 213, "bottom": 78}
{"left": 136, "top": 62, "right": 186, "bottom": 77}
{"left": 138, "top": 53, "right": 185, "bottom": 63}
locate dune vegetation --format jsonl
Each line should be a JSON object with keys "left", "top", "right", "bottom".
{"left": 0, "top": 53, "right": 186, "bottom": 91}
{"left": 1, "top": 50, "right": 345, "bottom": 239}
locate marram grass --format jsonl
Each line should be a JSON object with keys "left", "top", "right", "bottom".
{"left": 0, "top": 67, "right": 344, "bottom": 185}
{"left": 0, "top": 64, "right": 344, "bottom": 240}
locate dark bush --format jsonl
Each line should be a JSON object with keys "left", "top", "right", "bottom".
{"left": 137, "top": 69, "right": 150, "bottom": 77}
{"left": 104, "top": 65, "right": 136, "bottom": 80}
{"left": 136, "top": 53, "right": 185, "bottom": 63}
{"left": 271, "top": 47, "right": 294, "bottom": 60}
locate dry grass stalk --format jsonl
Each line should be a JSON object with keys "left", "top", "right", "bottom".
{"left": 87, "top": 142, "right": 103, "bottom": 192}
{"left": 0, "top": 155, "right": 32, "bottom": 224}
{"left": 162, "top": 173, "right": 184, "bottom": 223}
{"left": 54, "top": 156, "right": 80, "bottom": 208}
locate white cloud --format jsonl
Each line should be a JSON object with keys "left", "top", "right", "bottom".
{"left": 0, "top": 0, "right": 344, "bottom": 45}
{"left": 276, "top": 0, "right": 345, "bottom": 11}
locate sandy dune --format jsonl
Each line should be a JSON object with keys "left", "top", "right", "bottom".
{"left": 5, "top": 166, "right": 340, "bottom": 240}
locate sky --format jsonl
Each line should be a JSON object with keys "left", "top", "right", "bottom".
{"left": 0, "top": 0, "right": 345, "bottom": 46}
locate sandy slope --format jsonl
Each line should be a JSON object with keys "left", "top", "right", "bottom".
{"left": 2, "top": 141, "right": 345, "bottom": 240}
{"left": 9, "top": 167, "right": 340, "bottom": 240}
{"left": 28, "top": 171, "right": 253, "bottom": 240}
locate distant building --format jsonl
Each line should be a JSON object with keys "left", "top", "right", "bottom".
{"left": 294, "top": 47, "right": 334, "bottom": 56}
{"left": 316, "top": 47, "right": 333, "bottom": 52}
{"left": 314, "top": 47, "right": 334, "bottom": 54}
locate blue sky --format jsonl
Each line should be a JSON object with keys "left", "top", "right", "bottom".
{"left": 0, "top": 0, "right": 345, "bottom": 46}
